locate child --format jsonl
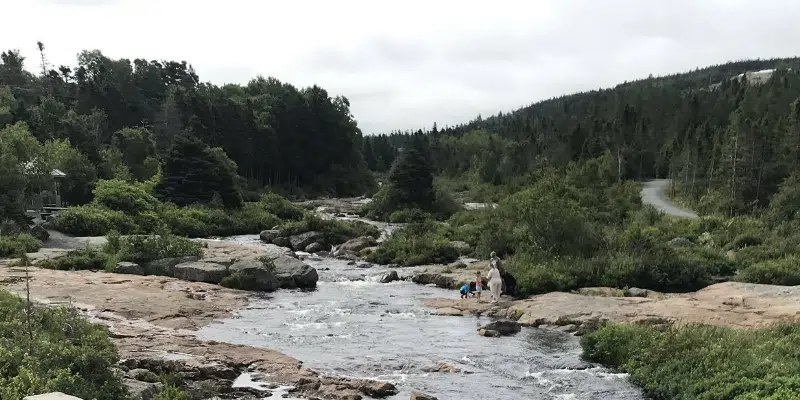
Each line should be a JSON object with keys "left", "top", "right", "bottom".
{"left": 475, "top": 271, "right": 482, "bottom": 301}
{"left": 459, "top": 282, "right": 470, "bottom": 299}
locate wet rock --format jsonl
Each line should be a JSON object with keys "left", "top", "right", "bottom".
{"left": 479, "top": 320, "right": 521, "bottom": 336}
{"left": 380, "top": 270, "right": 400, "bottom": 283}
{"left": 290, "top": 231, "right": 323, "bottom": 251}
{"left": 317, "top": 250, "right": 331, "bottom": 257}
{"left": 272, "top": 237, "right": 291, "bottom": 248}
{"left": 448, "top": 261, "right": 467, "bottom": 269}
{"left": 272, "top": 255, "right": 318, "bottom": 288}
{"left": 412, "top": 273, "right": 455, "bottom": 289}
{"left": 422, "top": 362, "right": 471, "bottom": 374}
{"left": 229, "top": 259, "right": 280, "bottom": 291}
{"left": 410, "top": 392, "right": 439, "bottom": 400}
{"left": 449, "top": 240, "right": 471, "bottom": 254}
{"left": 305, "top": 242, "right": 326, "bottom": 253}
{"left": 124, "top": 378, "right": 162, "bottom": 400}
{"left": 667, "top": 237, "right": 694, "bottom": 247}
{"left": 30, "top": 224, "right": 49, "bottom": 241}
{"left": 557, "top": 324, "right": 578, "bottom": 333}
{"left": 546, "top": 359, "right": 594, "bottom": 370}
{"left": 336, "top": 250, "right": 359, "bottom": 261}
{"left": 478, "top": 329, "right": 500, "bottom": 337}
{"left": 338, "top": 236, "right": 377, "bottom": 253}
{"left": 358, "top": 380, "right": 398, "bottom": 397}
{"left": 173, "top": 261, "right": 229, "bottom": 284}
{"left": 116, "top": 261, "right": 145, "bottom": 276}
{"left": 142, "top": 256, "right": 200, "bottom": 276}
{"left": 356, "top": 262, "right": 372, "bottom": 269}
{"left": 259, "top": 229, "right": 280, "bottom": 243}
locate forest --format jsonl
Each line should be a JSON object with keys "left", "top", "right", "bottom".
{"left": 363, "top": 57, "right": 800, "bottom": 217}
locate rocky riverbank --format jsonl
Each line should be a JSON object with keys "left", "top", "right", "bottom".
{"left": 424, "top": 281, "right": 800, "bottom": 335}
{"left": 0, "top": 255, "right": 398, "bottom": 400}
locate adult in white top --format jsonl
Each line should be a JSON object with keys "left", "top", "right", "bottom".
{"left": 487, "top": 252, "right": 503, "bottom": 303}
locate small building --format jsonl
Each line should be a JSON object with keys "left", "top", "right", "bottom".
{"left": 23, "top": 160, "right": 68, "bottom": 219}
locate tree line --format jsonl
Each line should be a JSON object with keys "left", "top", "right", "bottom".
{"left": 0, "top": 44, "right": 374, "bottom": 214}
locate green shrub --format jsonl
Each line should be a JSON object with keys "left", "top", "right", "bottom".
{"left": 0, "top": 234, "right": 42, "bottom": 257}
{"left": 365, "top": 221, "right": 458, "bottom": 266}
{"left": 735, "top": 256, "right": 800, "bottom": 285}
{"left": 581, "top": 322, "right": 800, "bottom": 400}
{"left": 279, "top": 213, "right": 380, "bottom": 245}
{"left": 258, "top": 192, "right": 304, "bottom": 220}
{"left": 39, "top": 247, "right": 111, "bottom": 271}
{"left": 92, "top": 178, "right": 160, "bottom": 214}
{"left": 388, "top": 208, "right": 433, "bottom": 223}
{"left": 0, "top": 290, "right": 129, "bottom": 400}
{"left": 105, "top": 230, "right": 203, "bottom": 265}
{"left": 54, "top": 205, "right": 138, "bottom": 236}
{"left": 154, "top": 385, "right": 189, "bottom": 400}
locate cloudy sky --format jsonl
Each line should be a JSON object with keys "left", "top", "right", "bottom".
{"left": 3, "top": 0, "right": 800, "bottom": 134}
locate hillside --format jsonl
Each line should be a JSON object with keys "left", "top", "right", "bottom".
{"left": 363, "top": 57, "right": 800, "bottom": 215}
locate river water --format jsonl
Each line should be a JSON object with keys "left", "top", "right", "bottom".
{"left": 196, "top": 234, "right": 643, "bottom": 400}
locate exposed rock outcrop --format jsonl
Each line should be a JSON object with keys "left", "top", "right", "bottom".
{"left": 380, "top": 270, "right": 400, "bottom": 283}
{"left": 271, "top": 255, "right": 318, "bottom": 288}
{"left": 479, "top": 320, "right": 521, "bottom": 336}
{"left": 289, "top": 231, "right": 323, "bottom": 251}
{"left": 173, "top": 261, "right": 229, "bottom": 284}
{"left": 228, "top": 259, "right": 280, "bottom": 291}
{"left": 259, "top": 229, "right": 280, "bottom": 243}
{"left": 337, "top": 236, "right": 377, "bottom": 253}
{"left": 116, "top": 261, "right": 145, "bottom": 276}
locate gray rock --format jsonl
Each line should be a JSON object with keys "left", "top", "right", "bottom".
{"left": 626, "top": 287, "right": 649, "bottom": 297}
{"left": 381, "top": 270, "right": 400, "bottom": 283}
{"left": 667, "top": 237, "right": 694, "bottom": 247}
{"left": 173, "top": 261, "right": 229, "bottom": 284}
{"left": 305, "top": 242, "right": 326, "bottom": 253}
{"left": 338, "top": 236, "right": 377, "bottom": 253}
{"left": 449, "top": 240, "right": 471, "bottom": 254}
{"left": 116, "top": 261, "right": 144, "bottom": 275}
{"left": 259, "top": 229, "right": 280, "bottom": 243}
{"left": 448, "top": 261, "right": 467, "bottom": 269}
{"left": 479, "top": 320, "right": 521, "bottom": 336}
{"left": 124, "top": 378, "right": 163, "bottom": 400}
{"left": 357, "top": 262, "right": 373, "bottom": 269}
{"left": 271, "top": 255, "right": 318, "bottom": 288}
{"left": 142, "top": 256, "right": 200, "bottom": 276}
{"left": 317, "top": 250, "right": 331, "bottom": 257}
{"left": 272, "top": 237, "right": 291, "bottom": 248}
{"left": 30, "top": 224, "right": 50, "bottom": 241}
{"left": 228, "top": 258, "right": 280, "bottom": 292}
{"left": 478, "top": 329, "right": 500, "bottom": 337}
{"left": 411, "top": 391, "right": 439, "bottom": 400}
{"left": 412, "top": 273, "right": 456, "bottom": 289}
{"left": 289, "top": 231, "right": 323, "bottom": 251}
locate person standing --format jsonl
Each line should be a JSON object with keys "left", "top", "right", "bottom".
{"left": 474, "top": 271, "right": 482, "bottom": 302}
{"left": 487, "top": 259, "right": 503, "bottom": 303}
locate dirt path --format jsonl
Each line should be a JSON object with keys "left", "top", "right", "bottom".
{"left": 640, "top": 179, "right": 698, "bottom": 218}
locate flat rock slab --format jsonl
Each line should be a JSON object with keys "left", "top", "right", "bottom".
{"left": 173, "top": 262, "right": 229, "bottom": 284}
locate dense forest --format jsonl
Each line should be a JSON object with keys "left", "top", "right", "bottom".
{"left": 0, "top": 44, "right": 374, "bottom": 209}
{"left": 364, "top": 57, "right": 800, "bottom": 216}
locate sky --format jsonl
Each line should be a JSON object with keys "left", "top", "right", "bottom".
{"left": 2, "top": 0, "right": 800, "bottom": 134}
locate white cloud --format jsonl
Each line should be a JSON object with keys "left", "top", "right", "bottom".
{"left": 3, "top": 0, "right": 800, "bottom": 134}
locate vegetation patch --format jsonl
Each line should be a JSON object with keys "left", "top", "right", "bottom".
{"left": 0, "top": 234, "right": 42, "bottom": 258}
{"left": 581, "top": 322, "right": 800, "bottom": 400}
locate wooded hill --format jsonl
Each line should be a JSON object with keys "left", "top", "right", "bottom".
{"left": 364, "top": 57, "right": 800, "bottom": 216}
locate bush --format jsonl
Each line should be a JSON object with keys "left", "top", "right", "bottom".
{"left": 0, "top": 290, "right": 129, "bottom": 400}
{"left": 581, "top": 322, "right": 800, "bottom": 400}
{"left": 54, "top": 205, "right": 138, "bottom": 236}
{"left": 104, "top": 229, "right": 203, "bottom": 265}
{"left": 365, "top": 221, "right": 458, "bottom": 266}
{"left": 388, "top": 208, "right": 433, "bottom": 223}
{"left": 92, "top": 178, "right": 160, "bottom": 214}
{"left": 735, "top": 256, "right": 800, "bottom": 285}
{"left": 0, "top": 233, "right": 42, "bottom": 257}
{"left": 258, "top": 192, "right": 304, "bottom": 221}
{"left": 154, "top": 385, "right": 189, "bottom": 400}
{"left": 39, "top": 247, "right": 111, "bottom": 271}
{"left": 279, "top": 213, "right": 380, "bottom": 245}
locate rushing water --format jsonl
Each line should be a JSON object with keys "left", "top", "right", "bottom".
{"left": 197, "top": 235, "right": 644, "bottom": 399}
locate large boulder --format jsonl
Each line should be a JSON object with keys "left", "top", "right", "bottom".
{"left": 338, "top": 236, "right": 377, "bottom": 253}
{"left": 272, "top": 237, "right": 291, "bottom": 248}
{"left": 124, "top": 378, "right": 163, "bottom": 400}
{"left": 142, "top": 256, "right": 200, "bottom": 276}
{"left": 271, "top": 255, "right": 318, "bottom": 288}
{"left": 667, "top": 237, "right": 694, "bottom": 247}
{"left": 228, "top": 258, "right": 280, "bottom": 292}
{"left": 116, "top": 261, "right": 145, "bottom": 275}
{"left": 30, "top": 224, "right": 50, "bottom": 241}
{"left": 259, "top": 229, "right": 280, "bottom": 243}
{"left": 289, "top": 231, "right": 323, "bottom": 251}
{"left": 479, "top": 320, "right": 521, "bottom": 336}
{"left": 412, "top": 273, "right": 456, "bottom": 289}
{"left": 410, "top": 392, "right": 439, "bottom": 400}
{"left": 305, "top": 242, "right": 326, "bottom": 253}
{"left": 173, "top": 261, "right": 229, "bottom": 284}
{"left": 380, "top": 270, "right": 400, "bottom": 283}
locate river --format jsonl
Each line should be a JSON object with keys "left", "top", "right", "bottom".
{"left": 196, "top": 234, "right": 644, "bottom": 400}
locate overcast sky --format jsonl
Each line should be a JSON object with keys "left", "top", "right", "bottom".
{"left": 2, "top": 0, "right": 800, "bottom": 134}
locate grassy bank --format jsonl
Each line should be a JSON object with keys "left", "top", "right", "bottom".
{"left": 581, "top": 322, "right": 800, "bottom": 399}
